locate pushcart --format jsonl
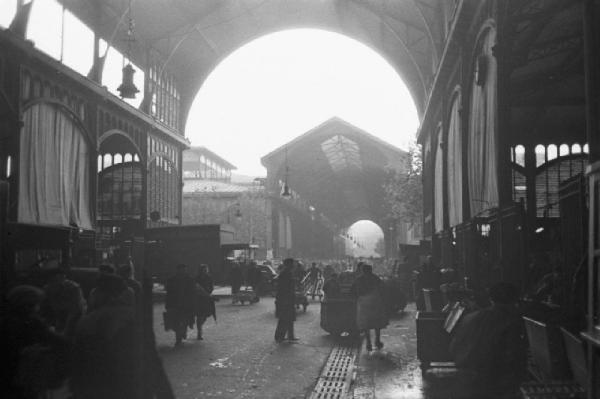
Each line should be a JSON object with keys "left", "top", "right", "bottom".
{"left": 232, "top": 287, "right": 259, "bottom": 305}
{"left": 295, "top": 290, "right": 308, "bottom": 312}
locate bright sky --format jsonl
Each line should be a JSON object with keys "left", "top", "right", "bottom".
{"left": 0, "top": 4, "right": 420, "bottom": 178}
{"left": 347, "top": 220, "right": 384, "bottom": 257}
{"left": 186, "top": 29, "right": 419, "bottom": 177}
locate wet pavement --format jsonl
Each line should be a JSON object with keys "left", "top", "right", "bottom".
{"left": 154, "top": 298, "right": 457, "bottom": 399}
{"left": 353, "top": 304, "right": 433, "bottom": 399}
{"left": 154, "top": 296, "right": 335, "bottom": 399}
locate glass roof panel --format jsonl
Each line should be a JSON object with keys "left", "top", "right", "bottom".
{"left": 320, "top": 135, "right": 362, "bottom": 173}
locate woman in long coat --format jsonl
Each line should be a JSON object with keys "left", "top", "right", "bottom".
{"left": 352, "top": 264, "right": 388, "bottom": 351}
{"left": 195, "top": 265, "right": 215, "bottom": 340}
{"left": 274, "top": 258, "right": 297, "bottom": 342}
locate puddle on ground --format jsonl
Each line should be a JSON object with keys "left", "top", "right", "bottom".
{"left": 209, "top": 357, "right": 232, "bottom": 368}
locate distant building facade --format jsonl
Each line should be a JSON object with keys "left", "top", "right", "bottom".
{"left": 183, "top": 146, "right": 236, "bottom": 182}
{"left": 182, "top": 147, "right": 268, "bottom": 255}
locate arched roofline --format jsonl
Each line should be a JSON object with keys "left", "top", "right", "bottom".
{"left": 180, "top": 19, "right": 431, "bottom": 129}
{"left": 21, "top": 99, "right": 94, "bottom": 148}
{"left": 98, "top": 129, "right": 144, "bottom": 161}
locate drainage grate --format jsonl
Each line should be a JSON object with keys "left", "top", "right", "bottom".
{"left": 309, "top": 344, "right": 359, "bottom": 399}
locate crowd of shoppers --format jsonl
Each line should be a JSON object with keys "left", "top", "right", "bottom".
{"left": 0, "top": 261, "right": 151, "bottom": 399}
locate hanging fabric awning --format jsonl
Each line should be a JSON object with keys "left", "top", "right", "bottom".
{"left": 434, "top": 126, "right": 444, "bottom": 233}
{"left": 468, "top": 28, "right": 499, "bottom": 217}
{"left": 18, "top": 102, "right": 92, "bottom": 230}
{"left": 447, "top": 94, "right": 463, "bottom": 226}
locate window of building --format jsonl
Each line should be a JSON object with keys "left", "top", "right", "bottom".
{"left": 97, "top": 161, "right": 143, "bottom": 234}
{"left": 535, "top": 152, "right": 587, "bottom": 217}
{"left": 147, "top": 153, "right": 179, "bottom": 225}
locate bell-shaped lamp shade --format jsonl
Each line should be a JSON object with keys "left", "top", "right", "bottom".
{"left": 118, "top": 63, "right": 140, "bottom": 99}
{"left": 281, "top": 182, "right": 292, "bottom": 199}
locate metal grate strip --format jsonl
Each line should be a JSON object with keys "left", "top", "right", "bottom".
{"left": 308, "top": 344, "right": 359, "bottom": 399}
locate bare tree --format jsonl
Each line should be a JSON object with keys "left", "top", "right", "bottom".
{"left": 382, "top": 143, "right": 423, "bottom": 226}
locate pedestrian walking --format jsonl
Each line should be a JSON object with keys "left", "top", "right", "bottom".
{"left": 352, "top": 264, "right": 387, "bottom": 352}
{"left": 274, "top": 258, "right": 298, "bottom": 343}
{"left": 195, "top": 264, "right": 215, "bottom": 340}
{"left": 165, "top": 264, "right": 196, "bottom": 346}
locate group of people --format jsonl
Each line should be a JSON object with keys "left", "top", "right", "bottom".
{"left": 164, "top": 263, "right": 215, "bottom": 346}
{"left": 274, "top": 258, "right": 389, "bottom": 352}
{"left": 0, "top": 262, "right": 147, "bottom": 399}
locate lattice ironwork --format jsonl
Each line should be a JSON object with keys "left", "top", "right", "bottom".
{"left": 309, "top": 343, "right": 358, "bottom": 399}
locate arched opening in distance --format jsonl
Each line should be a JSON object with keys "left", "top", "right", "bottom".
{"left": 185, "top": 29, "right": 419, "bottom": 178}
{"left": 344, "top": 220, "right": 385, "bottom": 258}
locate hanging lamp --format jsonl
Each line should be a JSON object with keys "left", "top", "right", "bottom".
{"left": 118, "top": 0, "right": 139, "bottom": 99}
{"left": 281, "top": 146, "right": 292, "bottom": 199}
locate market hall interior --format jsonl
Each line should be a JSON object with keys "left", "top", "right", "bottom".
{"left": 1, "top": 1, "right": 600, "bottom": 398}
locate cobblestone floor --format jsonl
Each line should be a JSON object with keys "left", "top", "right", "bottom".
{"left": 154, "top": 296, "right": 334, "bottom": 399}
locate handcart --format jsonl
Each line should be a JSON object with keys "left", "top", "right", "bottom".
{"left": 303, "top": 276, "right": 324, "bottom": 300}
{"left": 320, "top": 297, "right": 357, "bottom": 336}
{"left": 319, "top": 271, "right": 358, "bottom": 336}
{"left": 232, "top": 287, "right": 259, "bottom": 305}
{"left": 295, "top": 290, "right": 308, "bottom": 312}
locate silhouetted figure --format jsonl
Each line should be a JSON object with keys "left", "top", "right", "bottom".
{"left": 323, "top": 272, "right": 341, "bottom": 299}
{"left": 352, "top": 264, "right": 387, "bottom": 351}
{"left": 274, "top": 258, "right": 298, "bottom": 342}
{"left": 89, "top": 264, "right": 134, "bottom": 311}
{"left": 71, "top": 274, "right": 136, "bottom": 399}
{"left": 195, "top": 264, "right": 215, "bottom": 340}
{"left": 449, "top": 282, "right": 527, "bottom": 399}
{"left": 165, "top": 264, "right": 196, "bottom": 346}
{"left": 41, "top": 267, "right": 86, "bottom": 334}
{"left": 117, "top": 263, "right": 142, "bottom": 302}
{"left": 1, "top": 285, "right": 73, "bottom": 399}
{"left": 415, "top": 256, "right": 440, "bottom": 310}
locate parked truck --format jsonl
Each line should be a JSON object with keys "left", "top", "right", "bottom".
{"left": 145, "top": 224, "right": 238, "bottom": 284}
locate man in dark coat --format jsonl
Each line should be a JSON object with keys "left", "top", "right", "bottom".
{"left": 351, "top": 264, "right": 387, "bottom": 351}
{"left": 165, "top": 264, "right": 196, "bottom": 346}
{"left": 274, "top": 258, "right": 298, "bottom": 342}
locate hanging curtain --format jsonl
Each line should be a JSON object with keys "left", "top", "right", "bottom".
{"left": 434, "top": 126, "right": 444, "bottom": 233}
{"left": 19, "top": 102, "right": 92, "bottom": 229}
{"left": 468, "top": 28, "right": 498, "bottom": 216}
{"left": 447, "top": 95, "right": 463, "bottom": 226}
